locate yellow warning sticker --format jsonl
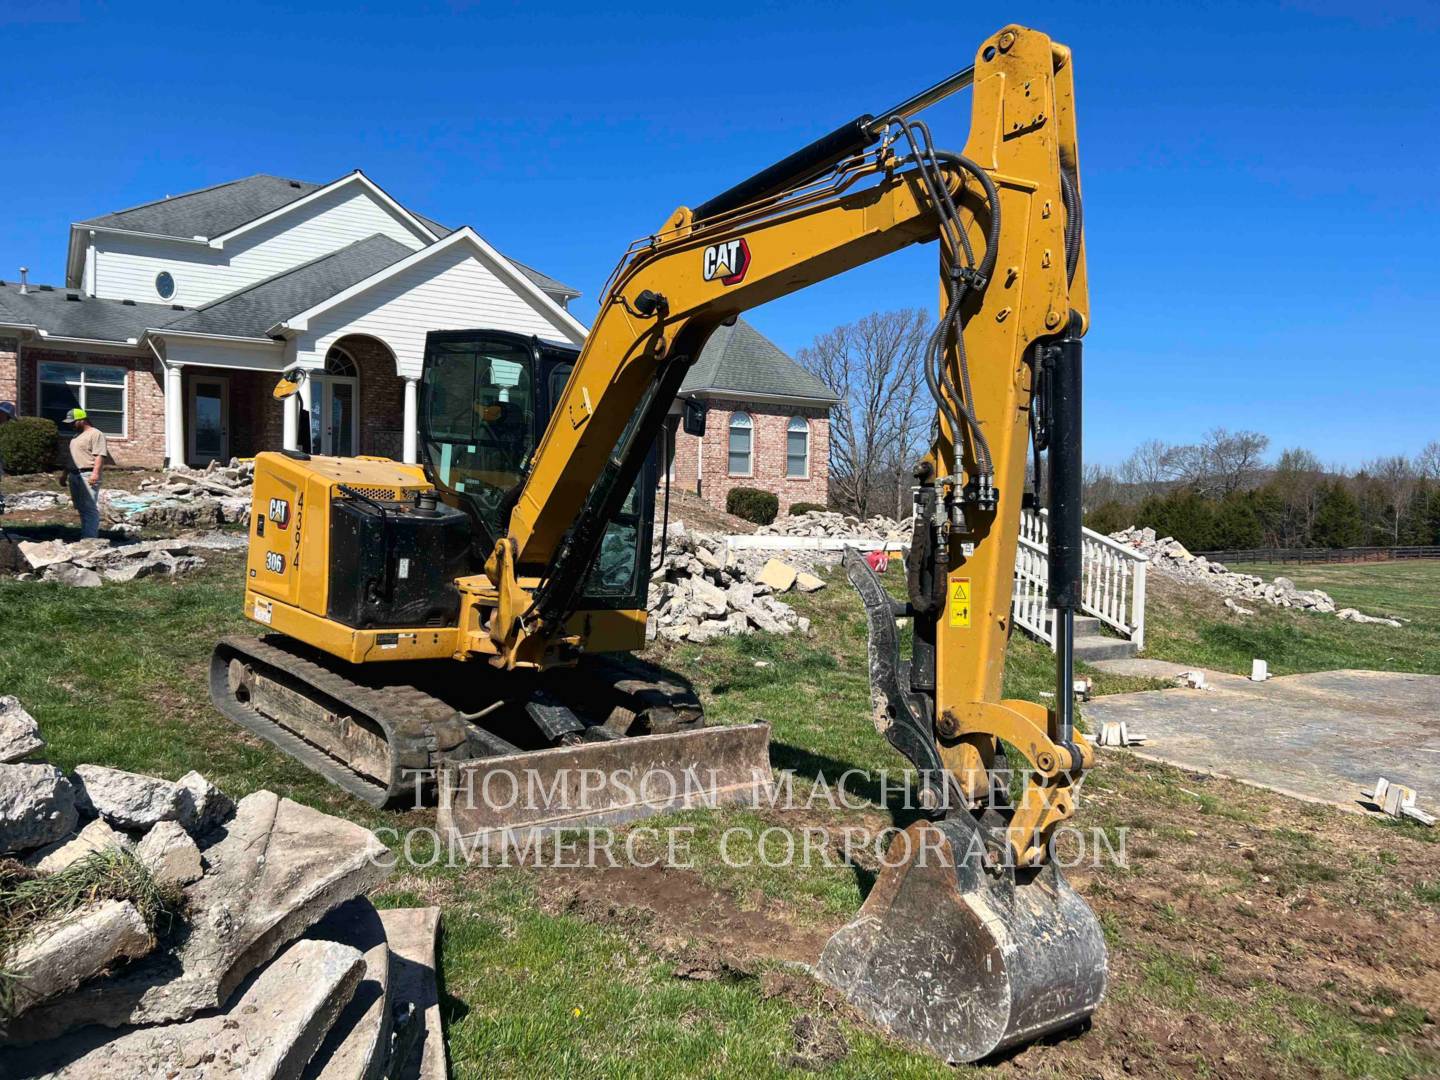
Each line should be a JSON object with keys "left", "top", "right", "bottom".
{"left": 948, "top": 577, "right": 972, "bottom": 628}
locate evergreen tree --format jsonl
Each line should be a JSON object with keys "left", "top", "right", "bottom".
{"left": 1311, "top": 481, "right": 1364, "bottom": 548}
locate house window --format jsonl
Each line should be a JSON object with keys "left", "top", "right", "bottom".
{"left": 786, "top": 416, "right": 809, "bottom": 478}
{"left": 38, "top": 362, "right": 127, "bottom": 436}
{"left": 727, "top": 412, "right": 752, "bottom": 476}
{"left": 155, "top": 271, "right": 176, "bottom": 300}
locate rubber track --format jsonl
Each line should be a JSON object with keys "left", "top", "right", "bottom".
{"left": 211, "top": 635, "right": 467, "bottom": 808}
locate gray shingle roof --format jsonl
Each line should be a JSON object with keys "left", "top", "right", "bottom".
{"left": 79, "top": 174, "right": 324, "bottom": 239}
{"left": 162, "top": 234, "right": 413, "bottom": 339}
{"left": 681, "top": 319, "right": 839, "bottom": 405}
{"left": 0, "top": 280, "right": 184, "bottom": 342}
{"left": 79, "top": 172, "right": 581, "bottom": 301}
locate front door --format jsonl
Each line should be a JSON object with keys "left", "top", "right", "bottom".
{"left": 187, "top": 375, "right": 229, "bottom": 465}
{"left": 309, "top": 377, "right": 359, "bottom": 456}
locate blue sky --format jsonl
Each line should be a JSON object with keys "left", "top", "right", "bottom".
{"left": 2, "top": 1, "right": 1436, "bottom": 467}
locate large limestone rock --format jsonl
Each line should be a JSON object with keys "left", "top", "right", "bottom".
{"left": 41, "top": 563, "right": 103, "bottom": 588}
{"left": 3, "top": 900, "right": 152, "bottom": 1018}
{"left": 0, "top": 696, "right": 44, "bottom": 763}
{"left": 0, "top": 764, "right": 78, "bottom": 853}
{"left": 175, "top": 770, "right": 236, "bottom": 836}
{"left": 28, "top": 818, "right": 131, "bottom": 874}
{"left": 3, "top": 938, "right": 366, "bottom": 1080}
{"left": 8, "top": 791, "right": 391, "bottom": 1043}
{"left": 135, "top": 820, "right": 203, "bottom": 888}
{"left": 72, "top": 764, "right": 183, "bottom": 830}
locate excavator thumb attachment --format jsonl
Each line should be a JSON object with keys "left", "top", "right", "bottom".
{"left": 818, "top": 817, "right": 1106, "bottom": 1063}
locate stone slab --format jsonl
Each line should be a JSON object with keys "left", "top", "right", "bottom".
{"left": 5, "top": 900, "right": 152, "bottom": 1018}
{"left": 303, "top": 898, "right": 393, "bottom": 1080}
{"left": 28, "top": 818, "right": 131, "bottom": 874}
{"left": 3, "top": 938, "right": 365, "bottom": 1079}
{"left": 378, "top": 907, "right": 446, "bottom": 1080}
{"left": 1084, "top": 668, "right": 1440, "bottom": 813}
{"left": 0, "top": 763, "right": 78, "bottom": 854}
{"left": 6, "top": 790, "right": 391, "bottom": 1044}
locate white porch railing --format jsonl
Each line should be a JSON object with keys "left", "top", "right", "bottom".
{"left": 1013, "top": 509, "right": 1148, "bottom": 651}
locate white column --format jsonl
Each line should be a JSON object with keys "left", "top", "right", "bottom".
{"left": 282, "top": 389, "right": 299, "bottom": 451}
{"left": 402, "top": 377, "right": 419, "bottom": 464}
{"left": 163, "top": 363, "right": 185, "bottom": 467}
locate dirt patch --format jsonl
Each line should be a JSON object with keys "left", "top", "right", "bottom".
{"left": 657, "top": 489, "right": 758, "bottom": 535}
{"left": 534, "top": 860, "right": 831, "bottom": 969}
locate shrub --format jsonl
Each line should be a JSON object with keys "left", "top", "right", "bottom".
{"left": 1083, "top": 499, "right": 1130, "bottom": 537}
{"left": 788, "top": 501, "right": 827, "bottom": 516}
{"left": 727, "top": 486, "right": 779, "bottom": 525}
{"left": 0, "top": 417, "right": 58, "bottom": 475}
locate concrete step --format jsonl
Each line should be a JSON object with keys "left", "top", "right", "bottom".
{"left": 1072, "top": 615, "right": 1103, "bottom": 637}
{"left": 1073, "top": 634, "right": 1138, "bottom": 662}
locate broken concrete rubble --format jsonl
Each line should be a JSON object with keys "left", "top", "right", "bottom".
{"left": 73, "top": 763, "right": 185, "bottom": 831}
{"left": 756, "top": 509, "right": 912, "bottom": 543}
{"left": 28, "top": 817, "right": 131, "bottom": 874}
{"left": 3, "top": 900, "right": 153, "bottom": 1018}
{"left": 0, "top": 696, "right": 44, "bottom": 763}
{"left": 175, "top": 769, "right": 236, "bottom": 836}
{"left": 5, "top": 938, "right": 366, "bottom": 1080}
{"left": 303, "top": 898, "right": 394, "bottom": 1080}
{"left": 1110, "top": 526, "right": 1403, "bottom": 627}
{"left": 13, "top": 790, "right": 391, "bottom": 1043}
{"left": 6, "top": 532, "right": 226, "bottom": 586}
{"left": 135, "top": 819, "right": 204, "bottom": 888}
{"left": 0, "top": 763, "right": 78, "bottom": 854}
{"left": 647, "top": 530, "right": 814, "bottom": 643}
{"left": 379, "top": 906, "right": 447, "bottom": 1080}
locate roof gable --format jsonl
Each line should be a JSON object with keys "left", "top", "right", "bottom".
{"left": 681, "top": 319, "right": 839, "bottom": 405}
{"left": 158, "top": 234, "right": 413, "bottom": 340}
{"left": 273, "top": 226, "right": 587, "bottom": 341}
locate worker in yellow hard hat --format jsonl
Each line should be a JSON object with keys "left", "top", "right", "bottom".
{"left": 64, "top": 407, "right": 109, "bottom": 539}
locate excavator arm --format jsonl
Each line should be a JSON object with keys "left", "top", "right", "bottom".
{"left": 478, "top": 24, "right": 1106, "bottom": 1061}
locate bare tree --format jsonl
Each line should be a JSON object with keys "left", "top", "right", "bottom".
{"left": 1202, "top": 428, "right": 1270, "bottom": 496}
{"left": 1417, "top": 440, "right": 1440, "bottom": 482}
{"left": 1116, "top": 438, "right": 1175, "bottom": 499}
{"left": 1367, "top": 454, "right": 1419, "bottom": 543}
{"left": 797, "top": 309, "right": 931, "bottom": 517}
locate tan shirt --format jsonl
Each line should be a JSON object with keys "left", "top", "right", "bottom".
{"left": 69, "top": 427, "right": 110, "bottom": 471}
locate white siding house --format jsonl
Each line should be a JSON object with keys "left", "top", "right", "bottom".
{"left": 0, "top": 170, "right": 584, "bottom": 469}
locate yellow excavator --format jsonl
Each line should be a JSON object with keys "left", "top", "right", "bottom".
{"left": 211, "top": 24, "right": 1104, "bottom": 1062}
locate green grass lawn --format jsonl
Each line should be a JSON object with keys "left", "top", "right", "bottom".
{"left": 1, "top": 554, "right": 1436, "bottom": 1077}
{"left": 1139, "top": 559, "right": 1440, "bottom": 678}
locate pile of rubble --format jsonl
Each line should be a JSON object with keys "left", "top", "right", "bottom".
{"left": 756, "top": 509, "right": 912, "bottom": 543}
{"left": 0, "top": 696, "right": 444, "bottom": 1078}
{"left": 104, "top": 461, "right": 254, "bottom": 532}
{"left": 1110, "top": 527, "right": 1403, "bottom": 627}
{"left": 648, "top": 526, "right": 825, "bottom": 643}
{"left": 0, "top": 531, "right": 245, "bottom": 587}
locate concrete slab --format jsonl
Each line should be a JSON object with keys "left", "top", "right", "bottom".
{"left": 378, "top": 907, "right": 445, "bottom": 1080}
{"left": 1084, "top": 669, "right": 1440, "bottom": 813}
{"left": 303, "top": 898, "right": 393, "bottom": 1080}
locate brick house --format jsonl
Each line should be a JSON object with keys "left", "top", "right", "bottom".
{"left": 0, "top": 171, "right": 583, "bottom": 468}
{"left": 0, "top": 171, "right": 836, "bottom": 511}
{"left": 664, "top": 319, "right": 839, "bottom": 514}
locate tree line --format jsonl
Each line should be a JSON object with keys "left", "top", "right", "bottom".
{"left": 1084, "top": 432, "right": 1440, "bottom": 551}
{"left": 796, "top": 309, "right": 1439, "bottom": 552}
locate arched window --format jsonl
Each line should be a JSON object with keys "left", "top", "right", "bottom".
{"left": 786, "top": 416, "right": 809, "bottom": 478}
{"left": 727, "top": 412, "right": 752, "bottom": 476}
{"left": 325, "top": 347, "right": 358, "bottom": 377}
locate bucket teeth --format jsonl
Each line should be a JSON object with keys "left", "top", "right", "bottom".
{"left": 819, "top": 818, "right": 1107, "bottom": 1063}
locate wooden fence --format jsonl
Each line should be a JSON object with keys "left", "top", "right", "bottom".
{"left": 1195, "top": 545, "right": 1440, "bottom": 566}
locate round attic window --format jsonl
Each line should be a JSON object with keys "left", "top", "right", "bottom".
{"left": 155, "top": 272, "right": 176, "bottom": 300}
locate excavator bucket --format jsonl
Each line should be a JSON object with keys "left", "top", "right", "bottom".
{"left": 819, "top": 817, "right": 1106, "bottom": 1063}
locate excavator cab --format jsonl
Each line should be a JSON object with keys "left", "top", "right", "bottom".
{"left": 418, "top": 328, "right": 657, "bottom": 609}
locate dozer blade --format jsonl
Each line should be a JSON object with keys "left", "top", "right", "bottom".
{"left": 819, "top": 817, "right": 1106, "bottom": 1064}
{"left": 439, "top": 722, "right": 772, "bottom": 849}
